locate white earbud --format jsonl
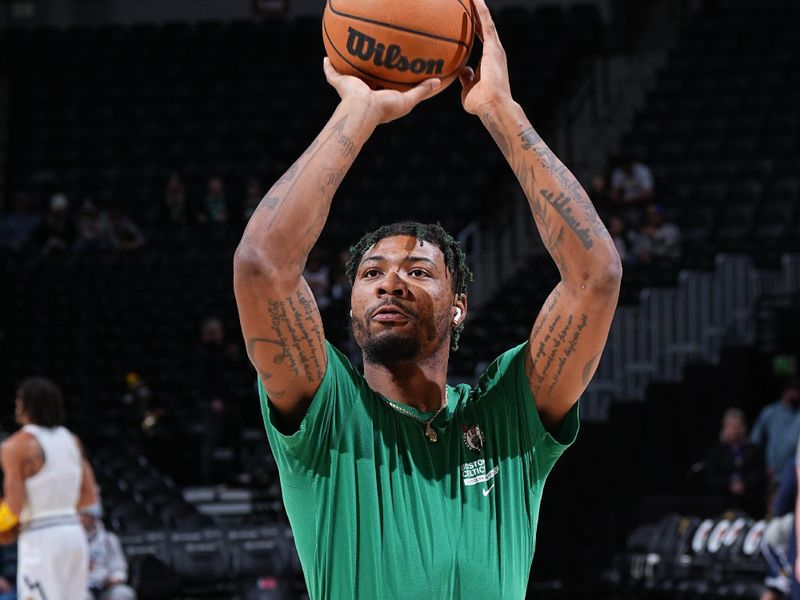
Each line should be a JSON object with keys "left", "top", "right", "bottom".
{"left": 453, "top": 307, "right": 462, "bottom": 323}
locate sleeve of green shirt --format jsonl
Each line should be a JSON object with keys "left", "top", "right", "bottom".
{"left": 477, "top": 341, "right": 580, "bottom": 478}
{"left": 258, "top": 341, "right": 361, "bottom": 481}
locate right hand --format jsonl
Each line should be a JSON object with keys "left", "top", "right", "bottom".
{"left": 323, "top": 58, "right": 441, "bottom": 125}
{"left": 0, "top": 576, "right": 10, "bottom": 592}
{"left": 458, "top": 0, "right": 514, "bottom": 115}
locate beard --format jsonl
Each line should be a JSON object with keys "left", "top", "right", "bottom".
{"left": 350, "top": 310, "right": 449, "bottom": 366}
{"left": 362, "top": 333, "right": 421, "bottom": 365}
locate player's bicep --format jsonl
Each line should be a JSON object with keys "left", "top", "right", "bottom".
{"left": 524, "top": 282, "right": 617, "bottom": 430}
{"left": 234, "top": 269, "right": 327, "bottom": 427}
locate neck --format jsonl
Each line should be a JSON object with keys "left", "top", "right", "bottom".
{"left": 363, "top": 345, "right": 450, "bottom": 413}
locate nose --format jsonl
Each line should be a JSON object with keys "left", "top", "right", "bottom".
{"left": 377, "top": 270, "right": 409, "bottom": 298}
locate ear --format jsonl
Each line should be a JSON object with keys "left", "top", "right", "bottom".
{"left": 452, "top": 293, "right": 467, "bottom": 326}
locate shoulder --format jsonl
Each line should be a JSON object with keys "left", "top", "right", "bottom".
{"left": 467, "top": 344, "right": 533, "bottom": 415}
{"left": 1, "top": 430, "right": 36, "bottom": 450}
{"left": 70, "top": 432, "right": 86, "bottom": 455}
{"left": 757, "top": 403, "right": 779, "bottom": 418}
{"left": 473, "top": 343, "right": 528, "bottom": 396}
{"left": 0, "top": 431, "right": 36, "bottom": 460}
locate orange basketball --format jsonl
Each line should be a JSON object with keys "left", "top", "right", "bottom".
{"left": 322, "top": 0, "right": 475, "bottom": 92}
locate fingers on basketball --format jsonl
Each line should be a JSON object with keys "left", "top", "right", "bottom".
{"left": 472, "top": 0, "right": 501, "bottom": 50}
{"left": 322, "top": 0, "right": 475, "bottom": 92}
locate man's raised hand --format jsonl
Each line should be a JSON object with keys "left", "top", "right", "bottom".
{"left": 459, "top": 0, "right": 513, "bottom": 115}
{"left": 323, "top": 57, "right": 441, "bottom": 125}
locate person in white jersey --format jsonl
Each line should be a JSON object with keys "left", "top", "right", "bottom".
{"left": 0, "top": 377, "right": 98, "bottom": 600}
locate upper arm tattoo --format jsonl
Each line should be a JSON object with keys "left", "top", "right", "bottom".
{"left": 245, "top": 288, "right": 325, "bottom": 399}
{"left": 525, "top": 288, "right": 590, "bottom": 398}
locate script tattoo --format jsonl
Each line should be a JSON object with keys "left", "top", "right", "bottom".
{"left": 530, "top": 191, "right": 568, "bottom": 276}
{"left": 539, "top": 189, "right": 593, "bottom": 250}
{"left": 526, "top": 303, "right": 590, "bottom": 398}
{"left": 547, "top": 313, "right": 588, "bottom": 395}
{"left": 246, "top": 336, "right": 289, "bottom": 400}
{"left": 253, "top": 113, "right": 354, "bottom": 238}
{"left": 489, "top": 117, "right": 612, "bottom": 258}
{"left": 519, "top": 127, "right": 542, "bottom": 150}
{"left": 245, "top": 289, "right": 325, "bottom": 398}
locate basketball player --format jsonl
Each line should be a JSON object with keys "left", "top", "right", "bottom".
{"left": 0, "top": 377, "right": 98, "bottom": 600}
{"left": 233, "top": 0, "right": 621, "bottom": 597}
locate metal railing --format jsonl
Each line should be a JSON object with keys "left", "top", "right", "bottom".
{"left": 582, "top": 254, "right": 800, "bottom": 420}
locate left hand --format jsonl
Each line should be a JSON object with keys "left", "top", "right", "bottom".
{"left": 459, "top": 0, "right": 513, "bottom": 115}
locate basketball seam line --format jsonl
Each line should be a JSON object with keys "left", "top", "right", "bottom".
{"left": 452, "top": 0, "right": 470, "bottom": 17}
{"left": 323, "top": 21, "right": 469, "bottom": 87}
{"left": 327, "top": 0, "right": 472, "bottom": 49}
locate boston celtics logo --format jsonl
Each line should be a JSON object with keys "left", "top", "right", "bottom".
{"left": 461, "top": 424, "right": 485, "bottom": 453}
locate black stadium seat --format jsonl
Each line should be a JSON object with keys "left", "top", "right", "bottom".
{"left": 169, "top": 529, "right": 230, "bottom": 584}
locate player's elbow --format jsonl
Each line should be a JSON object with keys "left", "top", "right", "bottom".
{"left": 233, "top": 242, "right": 298, "bottom": 286}
{"left": 588, "top": 254, "right": 623, "bottom": 296}
{"left": 233, "top": 243, "right": 268, "bottom": 279}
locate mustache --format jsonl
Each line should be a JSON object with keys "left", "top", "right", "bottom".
{"left": 366, "top": 299, "right": 419, "bottom": 319}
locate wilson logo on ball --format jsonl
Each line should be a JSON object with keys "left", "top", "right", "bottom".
{"left": 345, "top": 27, "right": 445, "bottom": 75}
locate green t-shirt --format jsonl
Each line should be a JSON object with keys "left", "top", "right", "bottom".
{"left": 258, "top": 341, "right": 580, "bottom": 600}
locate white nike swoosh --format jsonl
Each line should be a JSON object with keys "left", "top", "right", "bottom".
{"left": 482, "top": 484, "right": 495, "bottom": 496}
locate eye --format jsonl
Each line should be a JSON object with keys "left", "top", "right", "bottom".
{"left": 362, "top": 268, "right": 381, "bottom": 278}
{"left": 409, "top": 269, "right": 431, "bottom": 278}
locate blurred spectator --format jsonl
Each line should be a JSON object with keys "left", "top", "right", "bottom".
{"left": 630, "top": 204, "right": 682, "bottom": 264}
{"left": 192, "top": 317, "right": 241, "bottom": 483}
{"left": 161, "top": 172, "right": 189, "bottom": 227}
{"left": 303, "top": 249, "right": 331, "bottom": 311}
{"left": 108, "top": 208, "right": 146, "bottom": 251}
{"left": 610, "top": 155, "right": 654, "bottom": 205}
{"left": 75, "top": 199, "right": 113, "bottom": 253}
{"left": 198, "top": 176, "right": 228, "bottom": 224}
{"left": 80, "top": 504, "right": 137, "bottom": 600}
{"left": 0, "top": 542, "right": 16, "bottom": 600}
{"left": 331, "top": 249, "right": 353, "bottom": 304}
{"left": 703, "top": 408, "right": 765, "bottom": 516}
{"left": 752, "top": 379, "right": 800, "bottom": 488}
{"left": 0, "top": 192, "right": 40, "bottom": 253}
{"left": 242, "top": 177, "right": 264, "bottom": 221}
{"left": 33, "top": 193, "right": 77, "bottom": 255}
{"left": 761, "top": 458, "right": 795, "bottom": 600}
{"left": 608, "top": 216, "right": 632, "bottom": 264}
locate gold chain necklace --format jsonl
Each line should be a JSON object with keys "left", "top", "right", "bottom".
{"left": 380, "top": 388, "right": 448, "bottom": 443}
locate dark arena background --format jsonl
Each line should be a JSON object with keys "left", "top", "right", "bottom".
{"left": 1, "top": 0, "right": 800, "bottom": 598}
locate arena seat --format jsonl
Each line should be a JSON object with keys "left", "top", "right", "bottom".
{"left": 229, "top": 534, "right": 290, "bottom": 579}
{"left": 239, "top": 577, "right": 291, "bottom": 600}
{"left": 169, "top": 528, "right": 231, "bottom": 584}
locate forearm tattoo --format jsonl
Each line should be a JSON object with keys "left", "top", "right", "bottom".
{"left": 481, "top": 112, "right": 610, "bottom": 259}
